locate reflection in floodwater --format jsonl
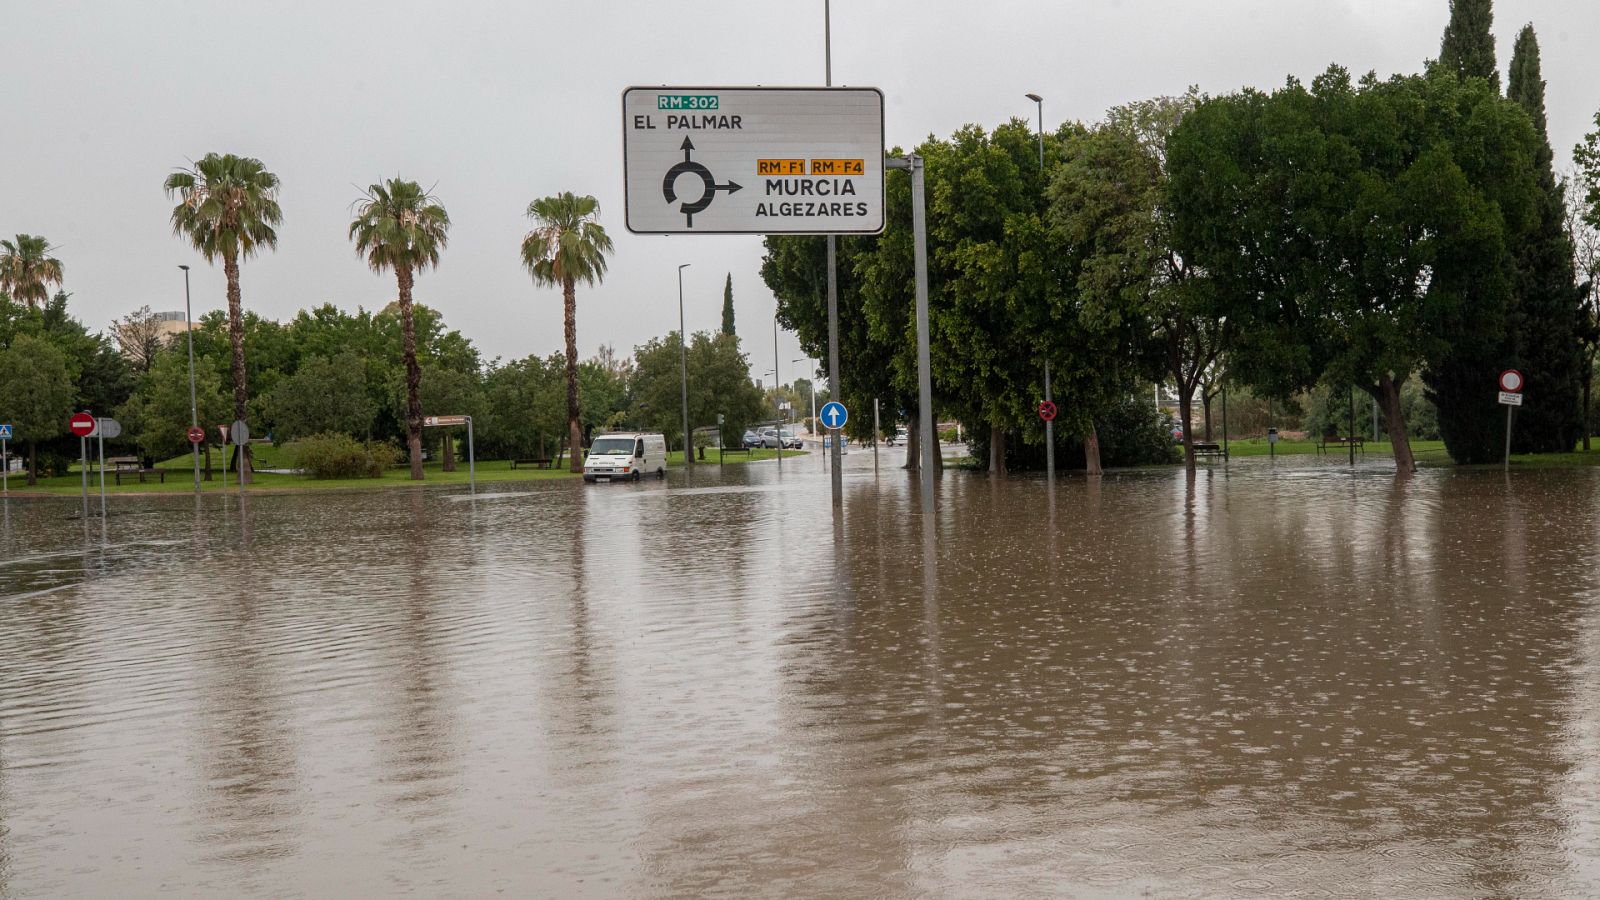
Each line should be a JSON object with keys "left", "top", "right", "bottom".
{"left": 1, "top": 456, "right": 1599, "bottom": 896}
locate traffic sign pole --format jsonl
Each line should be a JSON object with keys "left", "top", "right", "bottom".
{"left": 1505, "top": 405, "right": 1514, "bottom": 471}
{"left": 2, "top": 436, "right": 7, "bottom": 494}
{"left": 80, "top": 434, "right": 88, "bottom": 519}
{"left": 98, "top": 428, "right": 106, "bottom": 519}
{"left": 1044, "top": 361, "right": 1054, "bottom": 486}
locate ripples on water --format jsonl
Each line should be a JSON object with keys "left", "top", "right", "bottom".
{"left": 1, "top": 454, "right": 1599, "bottom": 897}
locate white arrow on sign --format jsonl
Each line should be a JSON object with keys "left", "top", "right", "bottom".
{"left": 820, "top": 401, "right": 848, "bottom": 429}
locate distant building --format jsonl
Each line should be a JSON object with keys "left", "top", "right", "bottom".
{"left": 151, "top": 310, "right": 194, "bottom": 340}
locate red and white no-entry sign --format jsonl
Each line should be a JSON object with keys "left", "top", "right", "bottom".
{"left": 1499, "top": 369, "right": 1524, "bottom": 393}
{"left": 187, "top": 426, "right": 206, "bottom": 444}
{"left": 69, "top": 412, "right": 96, "bottom": 437}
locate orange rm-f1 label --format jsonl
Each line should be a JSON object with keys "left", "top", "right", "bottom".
{"left": 757, "top": 159, "right": 806, "bottom": 175}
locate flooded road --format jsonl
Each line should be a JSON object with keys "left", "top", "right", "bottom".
{"left": 2, "top": 450, "right": 1599, "bottom": 897}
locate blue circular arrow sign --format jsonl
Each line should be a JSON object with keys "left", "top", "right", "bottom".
{"left": 820, "top": 401, "right": 848, "bottom": 430}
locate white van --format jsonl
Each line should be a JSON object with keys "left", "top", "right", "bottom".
{"left": 583, "top": 432, "right": 667, "bottom": 483}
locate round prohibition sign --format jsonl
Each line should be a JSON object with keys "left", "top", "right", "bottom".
{"left": 1038, "top": 400, "right": 1057, "bottom": 422}
{"left": 69, "top": 412, "right": 96, "bottom": 437}
{"left": 1499, "top": 369, "right": 1523, "bottom": 393}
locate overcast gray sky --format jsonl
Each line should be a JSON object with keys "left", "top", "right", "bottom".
{"left": 3, "top": 1, "right": 1596, "bottom": 379}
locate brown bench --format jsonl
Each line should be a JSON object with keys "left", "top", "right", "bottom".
{"left": 1316, "top": 435, "right": 1365, "bottom": 454}
{"left": 719, "top": 446, "right": 752, "bottom": 463}
{"left": 1191, "top": 441, "right": 1228, "bottom": 460}
{"left": 109, "top": 457, "right": 166, "bottom": 484}
{"left": 510, "top": 458, "right": 553, "bottom": 470}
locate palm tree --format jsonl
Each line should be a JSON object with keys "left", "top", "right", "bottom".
{"left": 350, "top": 178, "right": 450, "bottom": 480}
{"left": 164, "top": 153, "right": 281, "bottom": 484}
{"left": 521, "top": 193, "right": 613, "bottom": 473}
{"left": 0, "top": 234, "right": 64, "bottom": 309}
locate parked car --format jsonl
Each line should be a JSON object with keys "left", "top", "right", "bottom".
{"left": 741, "top": 429, "right": 760, "bottom": 448}
{"left": 754, "top": 426, "right": 780, "bottom": 448}
{"left": 779, "top": 425, "right": 803, "bottom": 449}
{"left": 886, "top": 427, "right": 909, "bottom": 447}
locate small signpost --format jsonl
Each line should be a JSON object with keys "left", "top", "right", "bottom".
{"left": 1499, "top": 369, "right": 1523, "bottom": 470}
{"left": 1267, "top": 427, "right": 1279, "bottom": 460}
{"left": 95, "top": 418, "right": 120, "bottom": 517}
{"left": 820, "top": 401, "right": 848, "bottom": 430}
{"left": 0, "top": 422, "right": 10, "bottom": 494}
{"left": 421, "top": 415, "right": 475, "bottom": 495}
{"left": 217, "top": 424, "right": 230, "bottom": 491}
{"left": 69, "top": 413, "right": 96, "bottom": 518}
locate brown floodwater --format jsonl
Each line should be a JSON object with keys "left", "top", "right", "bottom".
{"left": 2, "top": 450, "right": 1599, "bottom": 897}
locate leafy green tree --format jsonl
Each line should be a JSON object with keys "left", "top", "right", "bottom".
{"left": 630, "top": 331, "right": 765, "bottom": 450}
{"left": 1050, "top": 92, "right": 1223, "bottom": 474}
{"left": 1499, "top": 24, "right": 1582, "bottom": 452}
{"left": 0, "top": 235, "right": 64, "bottom": 310}
{"left": 0, "top": 334, "right": 74, "bottom": 483}
{"left": 1437, "top": 0, "right": 1498, "bottom": 89}
{"left": 117, "top": 348, "right": 229, "bottom": 467}
{"left": 414, "top": 361, "right": 478, "bottom": 471}
{"left": 521, "top": 192, "right": 614, "bottom": 469}
{"left": 721, "top": 273, "right": 735, "bottom": 336}
{"left": 1169, "top": 66, "right": 1539, "bottom": 470}
{"left": 477, "top": 353, "right": 565, "bottom": 460}
{"left": 267, "top": 351, "right": 375, "bottom": 442}
{"left": 164, "top": 153, "right": 282, "bottom": 483}
{"left": 349, "top": 178, "right": 451, "bottom": 480}
{"left": 111, "top": 305, "right": 168, "bottom": 376}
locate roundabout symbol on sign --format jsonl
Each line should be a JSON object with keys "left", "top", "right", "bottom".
{"left": 1038, "top": 400, "right": 1057, "bottom": 422}
{"left": 662, "top": 138, "right": 742, "bottom": 228}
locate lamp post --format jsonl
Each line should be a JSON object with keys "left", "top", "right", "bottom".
{"left": 1026, "top": 92, "right": 1053, "bottom": 485}
{"left": 794, "top": 357, "right": 819, "bottom": 464}
{"left": 678, "top": 263, "right": 692, "bottom": 468}
{"left": 771, "top": 318, "right": 782, "bottom": 472}
{"left": 179, "top": 264, "right": 200, "bottom": 494}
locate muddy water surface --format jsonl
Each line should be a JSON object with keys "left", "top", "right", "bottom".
{"left": 1, "top": 452, "right": 1598, "bottom": 897}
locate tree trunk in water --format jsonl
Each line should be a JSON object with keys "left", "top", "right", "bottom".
{"left": 1179, "top": 384, "right": 1197, "bottom": 477}
{"left": 988, "top": 424, "right": 1006, "bottom": 476}
{"left": 1084, "top": 425, "right": 1103, "bottom": 474}
{"left": 1375, "top": 374, "right": 1414, "bottom": 473}
{"left": 27, "top": 440, "right": 36, "bottom": 486}
{"left": 904, "top": 420, "right": 919, "bottom": 472}
{"left": 1584, "top": 362, "right": 1594, "bottom": 452}
{"left": 223, "top": 251, "right": 252, "bottom": 484}
{"left": 563, "top": 275, "right": 583, "bottom": 473}
{"left": 204, "top": 443, "right": 212, "bottom": 481}
{"left": 398, "top": 264, "right": 424, "bottom": 480}
{"left": 442, "top": 432, "right": 456, "bottom": 472}
{"left": 1202, "top": 392, "right": 1214, "bottom": 441}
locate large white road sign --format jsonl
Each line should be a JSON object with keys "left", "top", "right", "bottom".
{"left": 622, "top": 86, "right": 884, "bottom": 235}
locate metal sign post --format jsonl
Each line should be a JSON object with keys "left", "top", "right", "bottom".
{"left": 97, "top": 426, "right": 106, "bottom": 519}
{"left": 887, "top": 153, "right": 935, "bottom": 515}
{"left": 872, "top": 398, "right": 880, "bottom": 471}
{"left": 0, "top": 424, "right": 9, "bottom": 494}
{"left": 423, "top": 415, "right": 475, "bottom": 495}
{"left": 1499, "top": 369, "right": 1524, "bottom": 470}
{"left": 70, "top": 412, "right": 96, "bottom": 518}
{"left": 218, "top": 425, "right": 230, "bottom": 491}
{"left": 1044, "top": 362, "right": 1055, "bottom": 485}
{"left": 230, "top": 420, "right": 250, "bottom": 492}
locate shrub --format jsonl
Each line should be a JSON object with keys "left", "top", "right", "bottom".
{"left": 293, "top": 433, "right": 398, "bottom": 479}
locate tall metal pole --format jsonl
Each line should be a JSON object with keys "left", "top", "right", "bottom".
{"left": 678, "top": 263, "right": 692, "bottom": 468}
{"left": 1221, "top": 385, "right": 1229, "bottom": 461}
{"left": 911, "top": 155, "right": 935, "bottom": 513}
{"left": 773, "top": 315, "right": 782, "bottom": 472}
{"left": 1505, "top": 406, "right": 1514, "bottom": 470}
{"left": 1348, "top": 387, "right": 1356, "bottom": 466}
{"left": 873, "top": 397, "right": 880, "bottom": 470}
{"left": 97, "top": 426, "right": 106, "bottom": 519}
{"left": 1028, "top": 93, "right": 1052, "bottom": 485}
{"left": 466, "top": 416, "right": 476, "bottom": 495}
{"left": 80, "top": 423, "right": 89, "bottom": 519}
{"left": 824, "top": 0, "right": 842, "bottom": 508}
{"left": 180, "top": 265, "right": 200, "bottom": 494}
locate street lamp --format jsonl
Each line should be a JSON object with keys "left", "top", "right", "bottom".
{"left": 677, "top": 263, "right": 692, "bottom": 467}
{"left": 179, "top": 264, "right": 199, "bottom": 494}
{"left": 1026, "top": 92, "right": 1053, "bottom": 484}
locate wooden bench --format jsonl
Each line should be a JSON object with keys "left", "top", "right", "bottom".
{"left": 109, "top": 456, "right": 166, "bottom": 485}
{"left": 1316, "top": 435, "right": 1366, "bottom": 454}
{"left": 510, "top": 458, "right": 553, "bottom": 470}
{"left": 1191, "top": 441, "right": 1228, "bottom": 460}
{"left": 719, "top": 446, "right": 752, "bottom": 463}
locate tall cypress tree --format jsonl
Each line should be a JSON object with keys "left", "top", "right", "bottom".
{"left": 720, "top": 272, "right": 735, "bottom": 336}
{"left": 1504, "top": 24, "right": 1581, "bottom": 451}
{"left": 1438, "top": 0, "right": 1499, "bottom": 89}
